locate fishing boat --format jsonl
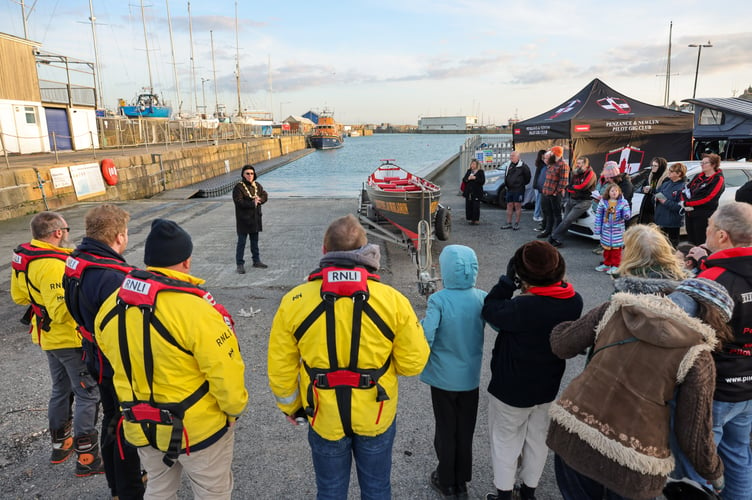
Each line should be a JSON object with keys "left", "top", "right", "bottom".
{"left": 120, "top": 93, "right": 171, "bottom": 118}
{"left": 309, "top": 111, "right": 344, "bottom": 149}
{"left": 119, "top": 1, "right": 171, "bottom": 119}
{"left": 359, "top": 160, "right": 451, "bottom": 295}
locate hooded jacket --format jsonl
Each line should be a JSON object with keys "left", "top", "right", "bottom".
{"left": 699, "top": 246, "right": 752, "bottom": 402}
{"left": 11, "top": 240, "right": 80, "bottom": 350}
{"left": 268, "top": 252, "right": 429, "bottom": 441}
{"left": 594, "top": 196, "right": 631, "bottom": 248}
{"left": 547, "top": 293, "right": 723, "bottom": 499}
{"left": 95, "top": 266, "right": 248, "bottom": 452}
{"left": 419, "top": 245, "right": 487, "bottom": 392}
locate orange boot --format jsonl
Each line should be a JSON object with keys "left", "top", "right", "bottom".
{"left": 50, "top": 420, "right": 73, "bottom": 464}
{"left": 74, "top": 433, "right": 105, "bottom": 477}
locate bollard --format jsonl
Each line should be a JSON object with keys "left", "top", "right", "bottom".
{"left": 52, "top": 132, "right": 59, "bottom": 163}
{"left": 1, "top": 132, "right": 9, "bottom": 169}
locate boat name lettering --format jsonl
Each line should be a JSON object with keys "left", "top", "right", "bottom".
{"left": 326, "top": 270, "right": 362, "bottom": 282}
{"left": 373, "top": 200, "right": 409, "bottom": 214}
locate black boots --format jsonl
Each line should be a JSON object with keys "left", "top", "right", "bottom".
{"left": 74, "top": 432, "right": 105, "bottom": 477}
{"left": 50, "top": 420, "right": 74, "bottom": 464}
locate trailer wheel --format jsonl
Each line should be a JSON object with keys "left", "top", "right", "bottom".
{"left": 435, "top": 206, "right": 451, "bottom": 241}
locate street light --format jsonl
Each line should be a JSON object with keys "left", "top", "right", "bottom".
{"left": 200, "top": 77, "right": 210, "bottom": 117}
{"left": 688, "top": 41, "right": 712, "bottom": 98}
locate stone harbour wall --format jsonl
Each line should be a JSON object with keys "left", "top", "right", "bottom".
{"left": 0, "top": 135, "right": 306, "bottom": 221}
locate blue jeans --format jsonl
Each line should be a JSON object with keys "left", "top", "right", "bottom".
{"left": 308, "top": 420, "right": 396, "bottom": 500}
{"left": 554, "top": 454, "right": 637, "bottom": 500}
{"left": 533, "top": 191, "right": 542, "bottom": 219}
{"left": 669, "top": 398, "right": 752, "bottom": 500}
{"left": 714, "top": 399, "right": 752, "bottom": 500}
{"left": 551, "top": 198, "right": 592, "bottom": 242}
{"left": 46, "top": 348, "right": 100, "bottom": 436}
{"left": 236, "top": 232, "right": 260, "bottom": 265}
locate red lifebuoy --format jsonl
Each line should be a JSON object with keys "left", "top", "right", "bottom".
{"left": 101, "top": 158, "right": 118, "bottom": 186}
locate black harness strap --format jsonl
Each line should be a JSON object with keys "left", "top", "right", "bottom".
{"left": 99, "top": 270, "right": 226, "bottom": 466}
{"left": 295, "top": 268, "right": 394, "bottom": 436}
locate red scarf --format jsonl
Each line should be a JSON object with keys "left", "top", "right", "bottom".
{"left": 525, "top": 281, "right": 575, "bottom": 298}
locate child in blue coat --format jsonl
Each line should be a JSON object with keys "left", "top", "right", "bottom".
{"left": 420, "top": 245, "right": 487, "bottom": 499}
{"left": 594, "top": 183, "right": 631, "bottom": 274}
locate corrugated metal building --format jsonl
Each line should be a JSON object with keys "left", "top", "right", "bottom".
{"left": 417, "top": 115, "right": 478, "bottom": 131}
{"left": 0, "top": 31, "right": 98, "bottom": 155}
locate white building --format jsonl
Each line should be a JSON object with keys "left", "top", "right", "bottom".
{"left": 417, "top": 115, "right": 478, "bottom": 131}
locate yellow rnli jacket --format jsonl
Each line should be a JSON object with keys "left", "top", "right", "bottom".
{"left": 95, "top": 267, "right": 248, "bottom": 451}
{"left": 268, "top": 276, "right": 429, "bottom": 441}
{"left": 10, "top": 240, "right": 80, "bottom": 350}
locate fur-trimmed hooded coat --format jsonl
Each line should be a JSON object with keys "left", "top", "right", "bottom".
{"left": 546, "top": 292, "right": 723, "bottom": 499}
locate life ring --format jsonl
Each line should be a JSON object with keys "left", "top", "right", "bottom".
{"left": 101, "top": 158, "right": 118, "bottom": 186}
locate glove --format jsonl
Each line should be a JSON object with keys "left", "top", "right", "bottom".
{"left": 504, "top": 257, "right": 521, "bottom": 290}
{"left": 506, "top": 256, "right": 517, "bottom": 283}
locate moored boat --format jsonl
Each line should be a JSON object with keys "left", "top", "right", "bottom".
{"left": 120, "top": 93, "right": 171, "bottom": 118}
{"left": 364, "top": 160, "right": 449, "bottom": 244}
{"left": 309, "top": 111, "right": 344, "bottom": 149}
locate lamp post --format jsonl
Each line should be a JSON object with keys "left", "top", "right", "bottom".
{"left": 200, "top": 77, "right": 210, "bottom": 117}
{"left": 688, "top": 41, "right": 712, "bottom": 98}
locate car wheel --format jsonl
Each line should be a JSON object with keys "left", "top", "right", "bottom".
{"left": 435, "top": 206, "right": 451, "bottom": 241}
{"left": 496, "top": 188, "right": 507, "bottom": 209}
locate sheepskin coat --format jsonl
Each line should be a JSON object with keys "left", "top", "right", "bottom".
{"left": 546, "top": 292, "right": 723, "bottom": 499}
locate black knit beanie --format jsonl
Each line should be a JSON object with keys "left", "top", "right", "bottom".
{"left": 144, "top": 218, "right": 193, "bottom": 267}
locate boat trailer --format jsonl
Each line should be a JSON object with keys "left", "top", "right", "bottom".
{"left": 357, "top": 188, "right": 450, "bottom": 296}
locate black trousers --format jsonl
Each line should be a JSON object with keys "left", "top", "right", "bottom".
{"left": 660, "top": 226, "right": 681, "bottom": 248}
{"left": 542, "top": 194, "right": 562, "bottom": 234}
{"left": 100, "top": 377, "right": 145, "bottom": 499}
{"left": 465, "top": 197, "right": 481, "bottom": 222}
{"left": 430, "top": 386, "right": 480, "bottom": 488}
{"left": 685, "top": 210, "right": 713, "bottom": 246}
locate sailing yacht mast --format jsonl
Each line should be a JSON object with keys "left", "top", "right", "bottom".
{"left": 165, "top": 0, "right": 182, "bottom": 116}
{"left": 664, "top": 21, "right": 673, "bottom": 107}
{"left": 235, "top": 0, "right": 242, "bottom": 117}
{"left": 188, "top": 1, "right": 198, "bottom": 114}
{"left": 88, "top": 0, "right": 104, "bottom": 109}
{"left": 210, "top": 30, "right": 218, "bottom": 117}
{"left": 139, "top": 0, "right": 154, "bottom": 94}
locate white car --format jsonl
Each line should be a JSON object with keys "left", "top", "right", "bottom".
{"left": 568, "top": 160, "right": 752, "bottom": 240}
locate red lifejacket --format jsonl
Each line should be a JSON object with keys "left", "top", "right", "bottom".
{"left": 64, "top": 250, "right": 135, "bottom": 342}
{"left": 295, "top": 266, "right": 394, "bottom": 436}
{"left": 12, "top": 243, "right": 69, "bottom": 344}
{"left": 98, "top": 269, "right": 235, "bottom": 466}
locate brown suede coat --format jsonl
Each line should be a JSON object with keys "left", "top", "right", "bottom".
{"left": 547, "top": 293, "right": 723, "bottom": 499}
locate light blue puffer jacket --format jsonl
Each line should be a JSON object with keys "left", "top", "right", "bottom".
{"left": 420, "top": 245, "right": 487, "bottom": 391}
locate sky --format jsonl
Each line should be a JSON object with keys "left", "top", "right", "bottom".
{"left": 1, "top": 0, "right": 751, "bottom": 125}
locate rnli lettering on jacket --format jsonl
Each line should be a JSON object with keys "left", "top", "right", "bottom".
{"left": 12, "top": 243, "right": 69, "bottom": 342}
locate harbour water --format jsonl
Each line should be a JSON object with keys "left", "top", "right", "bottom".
{"left": 260, "top": 133, "right": 507, "bottom": 197}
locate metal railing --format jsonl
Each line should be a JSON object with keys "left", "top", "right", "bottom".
{"left": 458, "top": 134, "right": 513, "bottom": 177}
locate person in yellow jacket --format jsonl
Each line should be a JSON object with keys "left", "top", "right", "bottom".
{"left": 10, "top": 211, "right": 103, "bottom": 476}
{"left": 268, "top": 214, "right": 429, "bottom": 500}
{"left": 96, "top": 218, "right": 248, "bottom": 499}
